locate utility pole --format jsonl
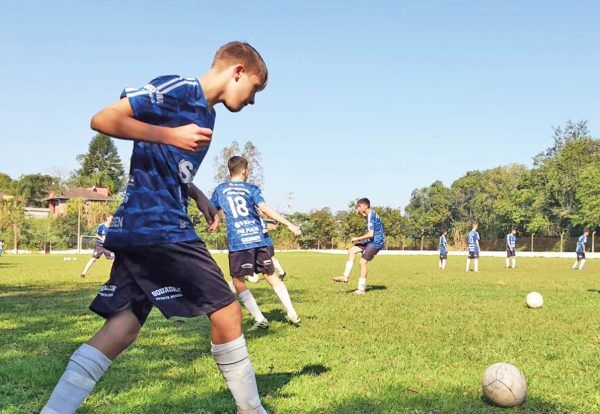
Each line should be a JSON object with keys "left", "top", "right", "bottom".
{"left": 287, "top": 192, "right": 294, "bottom": 215}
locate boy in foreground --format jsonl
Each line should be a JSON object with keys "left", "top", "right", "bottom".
{"left": 41, "top": 42, "right": 269, "bottom": 414}
{"left": 332, "top": 198, "right": 385, "bottom": 295}
{"left": 210, "top": 156, "right": 302, "bottom": 329}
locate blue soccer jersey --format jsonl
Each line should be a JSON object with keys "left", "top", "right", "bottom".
{"left": 96, "top": 224, "right": 108, "bottom": 244}
{"left": 507, "top": 234, "right": 516, "bottom": 250}
{"left": 439, "top": 235, "right": 448, "bottom": 253}
{"left": 211, "top": 181, "right": 268, "bottom": 252}
{"left": 260, "top": 217, "right": 273, "bottom": 247}
{"left": 366, "top": 210, "right": 385, "bottom": 248}
{"left": 576, "top": 235, "right": 587, "bottom": 253}
{"left": 467, "top": 230, "right": 480, "bottom": 252}
{"left": 104, "top": 75, "right": 216, "bottom": 248}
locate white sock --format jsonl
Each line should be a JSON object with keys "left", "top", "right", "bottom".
{"left": 505, "top": 258, "right": 509, "bottom": 268}
{"left": 238, "top": 290, "right": 265, "bottom": 322}
{"left": 579, "top": 259, "right": 586, "bottom": 270}
{"left": 512, "top": 258, "right": 516, "bottom": 268}
{"left": 41, "top": 344, "right": 111, "bottom": 414}
{"left": 466, "top": 258, "right": 470, "bottom": 272}
{"left": 438, "top": 260, "right": 442, "bottom": 269}
{"left": 273, "top": 258, "right": 285, "bottom": 275}
{"left": 572, "top": 260, "right": 579, "bottom": 269}
{"left": 272, "top": 282, "right": 297, "bottom": 317}
{"left": 357, "top": 277, "right": 367, "bottom": 292}
{"left": 474, "top": 259, "right": 479, "bottom": 272}
{"left": 81, "top": 258, "right": 95, "bottom": 276}
{"left": 343, "top": 260, "right": 353, "bottom": 278}
{"left": 211, "top": 336, "right": 266, "bottom": 414}
{"left": 441, "top": 259, "right": 446, "bottom": 270}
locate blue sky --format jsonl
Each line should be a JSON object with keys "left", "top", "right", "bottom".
{"left": 1, "top": 1, "right": 599, "bottom": 212}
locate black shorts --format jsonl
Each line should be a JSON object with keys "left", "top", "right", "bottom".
{"left": 577, "top": 251, "right": 586, "bottom": 260}
{"left": 92, "top": 244, "right": 114, "bottom": 259}
{"left": 267, "top": 245, "right": 275, "bottom": 257}
{"left": 439, "top": 252, "right": 448, "bottom": 260}
{"left": 468, "top": 251, "right": 479, "bottom": 259}
{"left": 506, "top": 248, "right": 516, "bottom": 257}
{"left": 355, "top": 242, "right": 381, "bottom": 262}
{"left": 229, "top": 246, "right": 275, "bottom": 278}
{"left": 89, "top": 240, "right": 235, "bottom": 325}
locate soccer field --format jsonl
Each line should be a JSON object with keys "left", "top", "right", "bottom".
{"left": 0, "top": 253, "right": 598, "bottom": 413}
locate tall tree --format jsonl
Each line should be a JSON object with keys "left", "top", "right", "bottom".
{"left": 573, "top": 162, "right": 600, "bottom": 229}
{"left": 12, "top": 174, "right": 55, "bottom": 207}
{"left": 73, "top": 134, "right": 125, "bottom": 194}
{"left": 213, "top": 140, "right": 264, "bottom": 187}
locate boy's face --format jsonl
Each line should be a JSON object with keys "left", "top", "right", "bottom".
{"left": 222, "top": 66, "right": 262, "bottom": 112}
{"left": 473, "top": 224, "right": 478, "bottom": 230}
{"left": 512, "top": 229, "right": 517, "bottom": 235}
{"left": 356, "top": 203, "right": 368, "bottom": 217}
{"left": 584, "top": 230, "right": 589, "bottom": 236}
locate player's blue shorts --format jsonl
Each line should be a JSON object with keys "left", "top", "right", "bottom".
{"left": 229, "top": 246, "right": 275, "bottom": 277}
{"left": 468, "top": 251, "right": 479, "bottom": 259}
{"left": 439, "top": 252, "right": 448, "bottom": 260}
{"left": 90, "top": 240, "right": 235, "bottom": 325}
{"left": 506, "top": 248, "right": 516, "bottom": 257}
{"left": 577, "top": 251, "right": 586, "bottom": 260}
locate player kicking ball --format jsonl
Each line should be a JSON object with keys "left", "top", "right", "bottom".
{"left": 210, "top": 156, "right": 302, "bottom": 330}
{"left": 439, "top": 229, "right": 449, "bottom": 270}
{"left": 466, "top": 222, "right": 480, "bottom": 272}
{"left": 572, "top": 228, "right": 589, "bottom": 271}
{"left": 505, "top": 227, "right": 517, "bottom": 269}
{"left": 41, "top": 42, "right": 270, "bottom": 414}
{"left": 81, "top": 215, "right": 115, "bottom": 278}
{"left": 332, "top": 198, "right": 385, "bottom": 295}
{"left": 247, "top": 212, "right": 286, "bottom": 282}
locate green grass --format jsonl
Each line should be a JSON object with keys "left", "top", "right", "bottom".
{"left": 0, "top": 253, "right": 599, "bottom": 413}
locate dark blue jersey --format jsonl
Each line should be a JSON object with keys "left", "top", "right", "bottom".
{"left": 104, "top": 75, "right": 216, "bottom": 248}
{"left": 506, "top": 234, "right": 516, "bottom": 249}
{"left": 577, "top": 235, "right": 587, "bottom": 253}
{"left": 211, "top": 180, "right": 268, "bottom": 252}
{"left": 366, "top": 210, "right": 385, "bottom": 249}
{"left": 467, "top": 230, "right": 480, "bottom": 252}
{"left": 439, "top": 235, "right": 448, "bottom": 253}
{"left": 96, "top": 224, "right": 108, "bottom": 244}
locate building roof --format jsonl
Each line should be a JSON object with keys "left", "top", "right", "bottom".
{"left": 46, "top": 187, "right": 115, "bottom": 202}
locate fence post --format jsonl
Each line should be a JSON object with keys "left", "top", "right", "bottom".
{"left": 593, "top": 231, "right": 596, "bottom": 253}
{"left": 420, "top": 236, "right": 424, "bottom": 251}
{"left": 560, "top": 232, "right": 564, "bottom": 253}
{"left": 531, "top": 233, "right": 534, "bottom": 252}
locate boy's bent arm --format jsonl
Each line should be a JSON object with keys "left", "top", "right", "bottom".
{"left": 91, "top": 98, "right": 213, "bottom": 151}
{"left": 189, "top": 184, "right": 218, "bottom": 224}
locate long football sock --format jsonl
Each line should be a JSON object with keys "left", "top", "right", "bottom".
{"left": 212, "top": 336, "right": 266, "bottom": 414}
{"left": 343, "top": 260, "right": 354, "bottom": 278}
{"left": 238, "top": 290, "right": 266, "bottom": 322}
{"left": 438, "top": 260, "right": 442, "bottom": 269}
{"left": 441, "top": 259, "right": 446, "bottom": 270}
{"left": 273, "top": 282, "right": 297, "bottom": 317}
{"left": 273, "top": 258, "right": 285, "bottom": 275}
{"left": 572, "top": 260, "right": 579, "bottom": 269}
{"left": 81, "top": 258, "right": 95, "bottom": 276}
{"left": 505, "top": 258, "right": 510, "bottom": 268}
{"left": 579, "top": 259, "right": 586, "bottom": 270}
{"left": 466, "top": 258, "right": 470, "bottom": 272}
{"left": 357, "top": 277, "right": 367, "bottom": 292}
{"left": 41, "top": 344, "right": 111, "bottom": 414}
{"left": 474, "top": 259, "right": 479, "bottom": 272}
{"left": 512, "top": 258, "right": 516, "bottom": 268}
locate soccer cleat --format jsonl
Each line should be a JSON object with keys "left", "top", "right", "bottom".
{"left": 248, "top": 318, "right": 269, "bottom": 331}
{"left": 332, "top": 275, "right": 349, "bottom": 283}
{"left": 286, "top": 313, "right": 301, "bottom": 326}
{"left": 278, "top": 272, "right": 286, "bottom": 281}
{"left": 80, "top": 273, "right": 86, "bottom": 279}
{"left": 353, "top": 289, "right": 366, "bottom": 295}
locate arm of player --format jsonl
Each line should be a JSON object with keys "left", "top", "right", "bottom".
{"left": 207, "top": 212, "right": 221, "bottom": 233}
{"left": 90, "top": 98, "right": 212, "bottom": 151}
{"left": 258, "top": 203, "right": 301, "bottom": 236}
{"left": 189, "top": 184, "right": 218, "bottom": 225}
{"left": 351, "top": 231, "right": 374, "bottom": 243}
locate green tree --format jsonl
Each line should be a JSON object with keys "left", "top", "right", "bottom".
{"left": 406, "top": 180, "right": 453, "bottom": 238}
{"left": 573, "top": 162, "right": 600, "bottom": 228}
{"left": 12, "top": 174, "right": 55, "bottom": 207}
{"left": 0, "top": 173, "right": 13, "bottom": 194}
{"left": 73, "top": 134, "right": 125, "bottom": 194}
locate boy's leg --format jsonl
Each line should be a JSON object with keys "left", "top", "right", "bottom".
{"left": 505, "top": 257, "right": 510, "bottom": 268}
{"left": 579, "top": 258, "right": 586, "bottom": 270}
{"left": 512, "top": 257, "right": 516, "bottom": 268}
{"left": 356, "top": 258, "right": 368, "bottom": 293}
{"left": 232, "top": 277, "right": 267, "bottom": 326}
{"left": 439, "top": 258, "right": 442, "bottom": 269}
{"left": 264, "top": 273, "right": 299, "bottom": 325}
{"left": 474, "top": 258, "right": 479, "bottom": 272}
{"left": 333, "top": 246, "right": 362, "bottom": 282}
{"left": 81, "top": 257, "right": 97, "bottom": 278}
{"left": 273, "top": 257, "right": 285, "bottom": 277}
{"left": 466, "top": 257, "right": 470, "bottom": 272}
{"left": 41, "top": 309, "right": 141, "bottom": 414}
{"left": 572, "top": 259, "right": 579, "bottom": 269}
{"left": 441, "top": 258, "right": 447, "bottom": 269}
{"left": 210, "top": 295, "right": 266, "bottom": 414}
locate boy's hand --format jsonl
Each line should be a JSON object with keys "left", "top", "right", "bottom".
{"left": 287, "top": 223, "right": 302, "bottom": 236}
{"left": 208, "top": 214, "right": 220, "bottom": 233}
{"left": 168, "top": 124, "right": 213, "bottom": 151}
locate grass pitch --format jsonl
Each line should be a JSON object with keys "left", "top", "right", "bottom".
{"left": 0, "top": 253, "right": 598, "bottom": 413}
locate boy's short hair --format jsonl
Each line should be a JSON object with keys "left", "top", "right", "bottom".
{"left": 212, "top": 41, "right": 268, "bottom": 90}
{"left": 583, "top": 228, "right": 590, "bottom": 233}
{"left": 357, "top": 198, "right": 370, "bottom": 208}
{"left": 228, "top": 156, "right": 248, "bottom": 175}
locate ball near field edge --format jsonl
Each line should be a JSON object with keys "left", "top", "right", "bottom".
{"left": 482, "top": 362, "right": 527, "bottom": 407}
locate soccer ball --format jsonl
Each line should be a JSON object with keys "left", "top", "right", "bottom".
{"left": 246, "top": 274, "right": 260, "bottom": 283}
{"left": 482, "top": 362, "right": 527, "bottom": 407}
{"left": 525, "top": 292, "right": 543, "bottom": 309}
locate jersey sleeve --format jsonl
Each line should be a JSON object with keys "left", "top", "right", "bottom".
{"left": 252, "top": 186, "right": 266, "bottom": 206}
{"left": 210, "top": 188, "right": 221, "bottom": 210}
{"left": 120, "top": 75, "right": 192, "bottom": 122}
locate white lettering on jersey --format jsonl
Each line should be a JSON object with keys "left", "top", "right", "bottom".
{"left": 178, "top": 160, "right": 194, "bottom": 184}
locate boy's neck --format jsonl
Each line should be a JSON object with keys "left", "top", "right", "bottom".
{"left": 230, "top": 174, "right": 245, "bottom": 181}
{"left": 198, "top": 69, "right": 223, "bottom": 108}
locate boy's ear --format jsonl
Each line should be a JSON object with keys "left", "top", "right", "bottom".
{"left": 233, "top": 64, "right": 245, "bottom": 81}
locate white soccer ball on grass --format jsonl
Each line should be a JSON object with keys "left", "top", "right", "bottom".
{"left": 482, "top": 362, "right": 527, "bottom": 407}
{"left": 525, "top": 292, "right": 543, "bottom": 309}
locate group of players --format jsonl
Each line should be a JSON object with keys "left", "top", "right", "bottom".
{"left": 437, "top": 223, "right": 590, "bottom": 272}
{"left": 40, "top": 41, "right": 592, "bottom": 414}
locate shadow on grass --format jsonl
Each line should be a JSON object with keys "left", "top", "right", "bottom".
{"left": 586, "top": 289, "right": 600, "bottom": 294}
{"left": 344, "top": 284, "right": 387, "bottom": 294}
